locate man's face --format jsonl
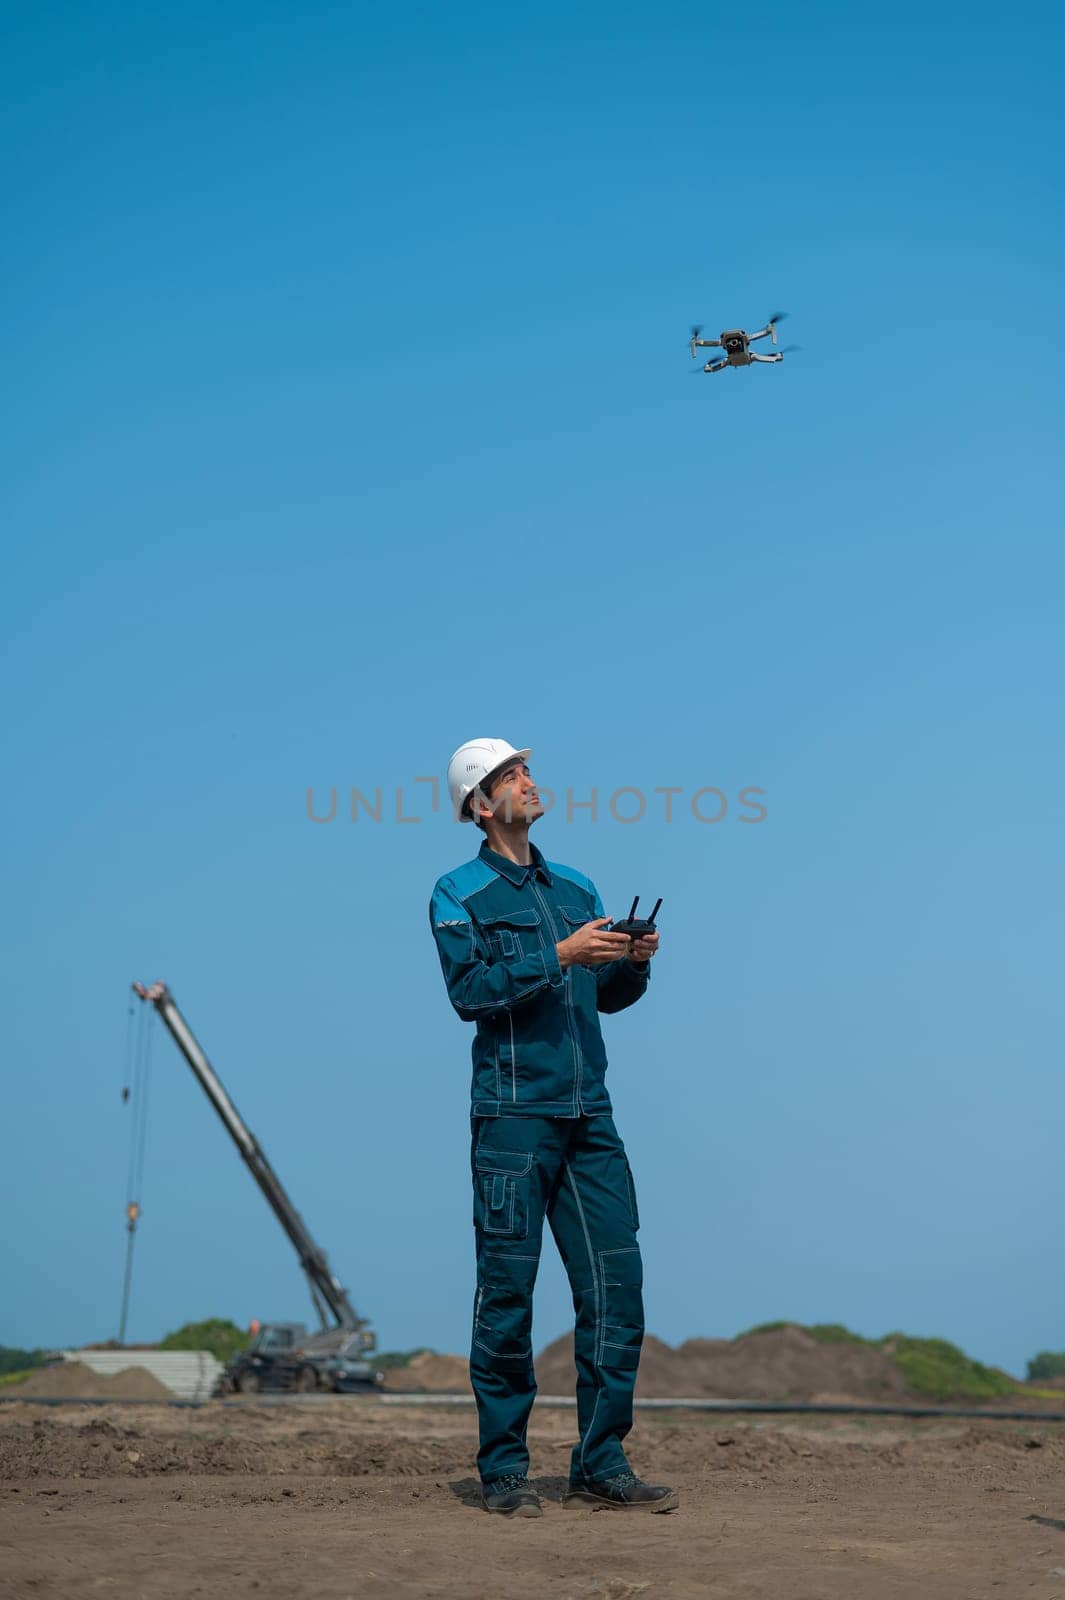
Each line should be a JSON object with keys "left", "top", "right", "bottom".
{"left": 481, "top": 760, "right": 543, "bottom": 827}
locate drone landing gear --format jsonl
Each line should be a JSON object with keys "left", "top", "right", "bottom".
{"left": 702, "top": 358, "right": 729, "bottom": 373}
{"left": 748, "top": 314, "right": 786, "bottom": 346}
{"left": 749, "top": 351, "right": 783, "bottom": 364}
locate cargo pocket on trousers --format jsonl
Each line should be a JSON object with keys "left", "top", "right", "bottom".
{"left": 472, "top": 1251, "right": 538, "bottom": 1372}
{"left": 474, "top": 1148, "right": 533, "bottom": 1240}
{"left": 598, "top": 1246, "right": 644, "bottom": 1370}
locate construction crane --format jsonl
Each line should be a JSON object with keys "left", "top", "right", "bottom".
{"left": 133, "top": 981, "right": 378, "bottom": 1393}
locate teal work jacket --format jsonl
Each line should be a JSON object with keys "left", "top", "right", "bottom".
{"left": 430, "top": 840, "right": 650, "bottom": 1117}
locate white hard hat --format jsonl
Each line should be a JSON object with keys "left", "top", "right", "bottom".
{"left": 447, "top": 738, "right": 532, "bottom": 822}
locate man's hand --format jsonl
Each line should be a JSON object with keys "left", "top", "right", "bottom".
{"left": 627, "top": 930, "right": 659, "bottom": 964}
{"left": 556, "top": 917, "right": 634, "bottom": 969}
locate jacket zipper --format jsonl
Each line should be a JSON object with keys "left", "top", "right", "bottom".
{"left": 508, "top": 1010, "right": 516, "bottom": 1103}
{"left": 529, "top": 880, "right": 584, "bottom": 1114}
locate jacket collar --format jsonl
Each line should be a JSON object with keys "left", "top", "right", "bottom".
{"left": 478, "top": 839, "right": 553, "bottom": 887}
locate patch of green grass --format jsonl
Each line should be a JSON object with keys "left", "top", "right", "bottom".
{"left": 374, "top": 1348, "right": 432, "bottom": 1370}
{"left": 807, "top": 1323, "right": 873, "bottom": 1346}
{"left": 1027, "top": 1351, "right": 1065, "bottom": 1383}
{"left": 880, "top": 1334, "right": 1019, "bottom": 1400}
{"left": 158, "top": 1319, "right": 250, "bottom": 1364}
{"left": 0, "top": 1347, "right": 49, "bottom": 1378}
{"left": 0, "top": 1369, "right": 40, "bottom": 1387}
{"left": 736, "top": 1320, "right": 870, "bottom": 1346}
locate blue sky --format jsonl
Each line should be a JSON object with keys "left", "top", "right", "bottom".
{"left": 3, "top": 0, "right": 1062, "bottom": 1377}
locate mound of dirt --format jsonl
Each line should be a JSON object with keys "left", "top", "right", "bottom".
{"left": 381, "top": 1352, "right": 471, "bottom": 1393}
{"left": 0, "top": 1413, "right": 476, "bottom": 1481}
{"left": 10, "top": 1362, "right": 172, "bottom": 1401}
{"left": 534, "top": 1325, "right": 915, "bottom": 1402}
{"left": 378, "top": 1325, "right": 916, "bottom": 1402}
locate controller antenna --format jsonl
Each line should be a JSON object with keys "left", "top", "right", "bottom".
{"left": 626, "top": 896, "right": 639, "bottom": 923}
{"left": 648, "top": 898, "right": 662, "bottom": 925}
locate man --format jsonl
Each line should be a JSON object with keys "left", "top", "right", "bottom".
{"left": 429, "top": 737, "right": 677, "bottom": 1518}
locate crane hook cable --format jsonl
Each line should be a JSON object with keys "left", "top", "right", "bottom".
{"left": 133, "top": 1004, "right": 154, "bottom": 1204}
{"left": 123, "top": 999, "right": 144, "bottom": 1204}
{"left": 117, "top": 990, "right": 154, "bottom": 1344}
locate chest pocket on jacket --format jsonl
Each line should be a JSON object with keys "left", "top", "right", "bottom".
{"left": 481, "top": 908, "right": 542, "bottom": 962}
{"left": 559, "top": 906, "right": 597, "bottom": 994}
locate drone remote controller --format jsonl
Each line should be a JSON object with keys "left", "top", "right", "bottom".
{"left": 608, "top": 896, "right": 662, "bottom": 938}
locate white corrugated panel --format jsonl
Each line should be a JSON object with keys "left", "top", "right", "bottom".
{"left": 60, "top": 1350, "right": 223, "bottom": 1401}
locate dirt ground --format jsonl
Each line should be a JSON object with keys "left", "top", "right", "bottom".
{"left": 3, "top": 1398, "right": 1065, "bottom": 1600}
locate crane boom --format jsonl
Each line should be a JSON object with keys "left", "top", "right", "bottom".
{"left": 133, "top": 981, "right": 371, "bottom": 1345}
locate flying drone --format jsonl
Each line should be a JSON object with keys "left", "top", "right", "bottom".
{"left": 689, "top": 313, "right": 797, "bottom": 373}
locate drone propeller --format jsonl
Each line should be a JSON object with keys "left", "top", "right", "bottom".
{"left": 690, "top": 324, "right": 703, "bottom": 338}
{"left": 767, "top": 311, "right": 788, "bottom": 325}
{"left": 778, "top": 344, "right": 801, "bottom": 355}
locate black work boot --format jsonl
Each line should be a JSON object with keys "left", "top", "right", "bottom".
{"left": 481, "top": 1472, "right": 543, "bottom": 1517}
{"left": 563, "top": 1469, "right": 678, "bottom": 1512}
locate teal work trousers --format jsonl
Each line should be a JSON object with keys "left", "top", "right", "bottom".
{"left": 470, "top": 1114, "right": 644, "bottom": 1485}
